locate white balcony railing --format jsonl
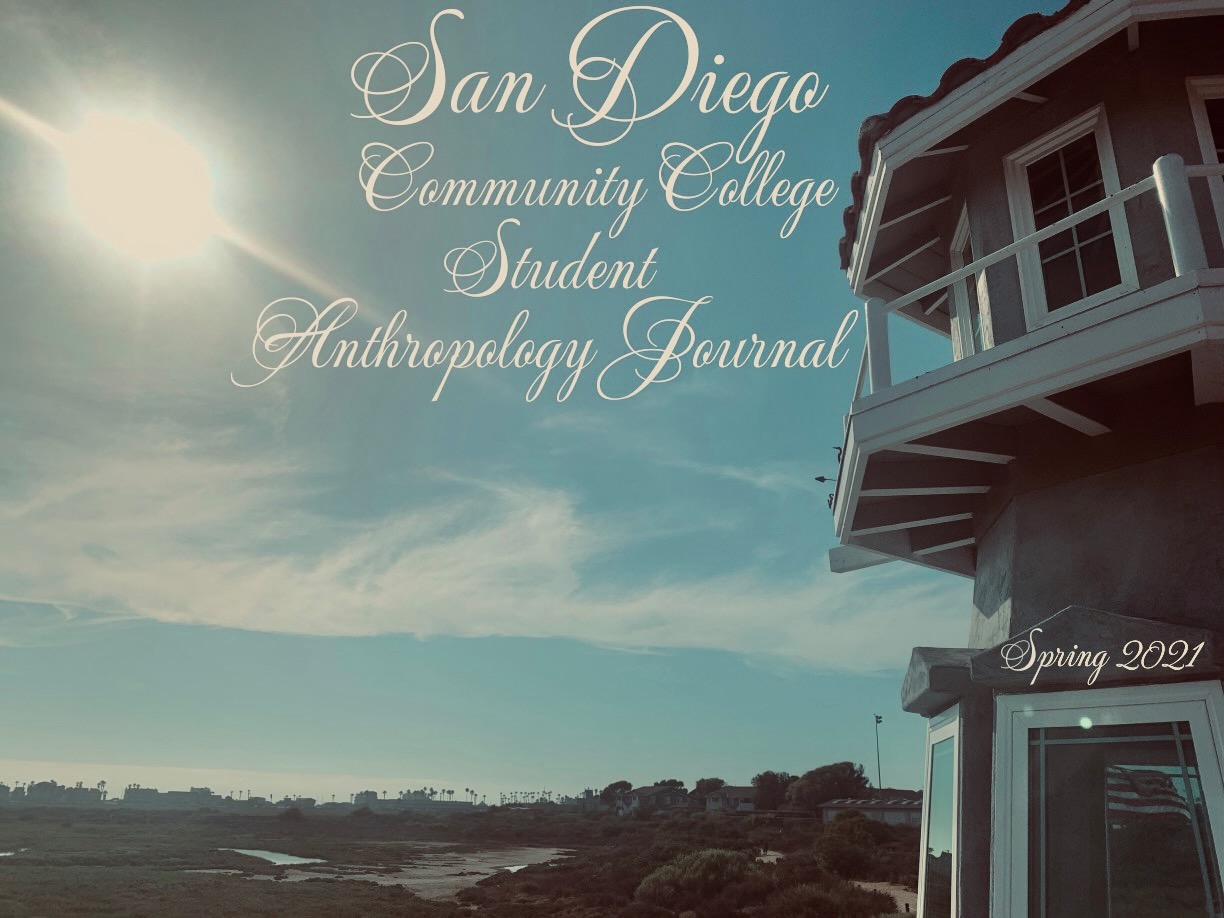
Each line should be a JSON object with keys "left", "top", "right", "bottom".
{"left": 852, "top": 154, "right": 1224, "bottom": 402}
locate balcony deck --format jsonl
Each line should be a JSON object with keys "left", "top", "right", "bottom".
{"left": 831, "top": 159, "right": 1224, "bottom": 577}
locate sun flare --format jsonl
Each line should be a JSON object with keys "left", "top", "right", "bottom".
{"left": 63, "top": 112, "right": 219, "bottom": 261}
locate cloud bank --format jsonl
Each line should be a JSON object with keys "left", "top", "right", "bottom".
{"left": 2, "top": 424, "right": 967, "bottom": 671}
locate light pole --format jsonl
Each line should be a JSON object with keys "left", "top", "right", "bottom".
{"left": 874, "top": 715, "right": 883, "bottom": 790}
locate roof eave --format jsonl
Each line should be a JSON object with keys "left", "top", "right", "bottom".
{"left": 847, "top": 0, "right": 1224, "bottom": 293}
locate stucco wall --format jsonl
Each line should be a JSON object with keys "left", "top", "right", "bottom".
{"left": 971, "top": 424, "right": 1224, "bottom": 647}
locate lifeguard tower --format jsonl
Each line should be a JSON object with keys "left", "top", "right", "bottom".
{"left": 831, "top": 1, "right": 1224, "bottom": 915}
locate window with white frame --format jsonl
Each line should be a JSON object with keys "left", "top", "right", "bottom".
{"left": 949, "top": 205, "right": 992, "bottom": 360}
{"left": 1188, "top": 76, "right": 1224, "bottom": 243}
{"left": 1005, "top": 106, "right": 1138, "bottom": 328}
{"left": 993, "top": 682, "right": 1224, "bottom": 918}
{"left": 920, "top": 704, "right": 959, "bottom": 918}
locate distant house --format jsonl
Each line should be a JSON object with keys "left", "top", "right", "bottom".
{"left": 161, "top": 787, "right": 224, "bottom": 808}
{"left": 617, "top": 785, "right": 692, "bottom": 815}
{"left": 122, "top": 786, "right": 161, "bottom": 806}
{"left": 18, "top": 781, "right": 104, "bottom": 806}
{"left": 705, "top": 787, "right": 756, "bottom": 813}
{"left": 276, "top": 796, "right": 316, "bottom": 809}
{"left": 819, "top": 798, "right": 921, "bottom": 827}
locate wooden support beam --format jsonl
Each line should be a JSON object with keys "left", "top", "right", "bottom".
{"left": 1014, "top": 91, "right": 1048, "bottom": 103}
{"left": 914, "top": 545, "right": 975, "bottom": 577}
{"left": 861, "top": 484, "right": 991, "bottom": 498}
{"left": 851, "top": 496, "right": 976, "bottom": 536}
{"left": 852, "top": 514, "right": 975, "bottom": 537}
{"left": 852, "top": 532, "right": 976, "bottom": 578}
{"left": 1025, "top": 396, "right": 1111, "bottom": 436}
{"left": 860, "top": 460, "right": 993, "bottom": 498}
{"left": 890, "top": 426, "right": 1018, "bottom": 464}
{"left": 863, "top": 236, "right": 942, "bottom": 286}
{"left": 879, "top": 194, "right": 953, "bottom": 231}
{"left": 914, "top": 144, "right": 969, "bottom": 158}
{"left": 923, "top": 291, "right": 950, "bottom": 315}
{"left": 828, "top": 544, "right": 896, "bottom": 573}
{"left": 898, "top": 293, "right": 954, "bottom": 339}
{"left": 910, "top": 521, "right": 977, "bottom": 556}
{"left": 1192, "top": 343, "right": 1224, "bottom": 405}
{"left": 864, "top": 279, "right": 907, "bottom": 301}
{"left": 851, "top": 497, "right": 975, "bottom": 535}
{"left": 1127, "top": 22, "right": 1140, "bottom": 51}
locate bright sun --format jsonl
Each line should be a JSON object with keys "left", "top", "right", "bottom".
{"left": 63, "top": 112, "right": 219, "bottom": 261}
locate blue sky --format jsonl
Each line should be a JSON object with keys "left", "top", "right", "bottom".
{"left": 0, "top": 0, "right": 1062, "bottom": 801}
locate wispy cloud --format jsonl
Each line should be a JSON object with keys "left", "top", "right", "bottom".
{"left": 535, "top": 409, "right": 823, "bottom": 497}
{"left": 1, "top": 423, "right": 967, "bottom": 670}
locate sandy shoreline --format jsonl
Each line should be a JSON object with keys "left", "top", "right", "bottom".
{"left": 234, "top": 844, "right": 573, "bottom": 900}
{"left": 852, "top": 879, "right": 917, "bottom": 913}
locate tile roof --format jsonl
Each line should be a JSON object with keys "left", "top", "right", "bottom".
{"left": 839, "top": 0, "right": 1092, "bottom": 269}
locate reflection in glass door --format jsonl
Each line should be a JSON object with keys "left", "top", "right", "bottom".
{"left": 1028, "top": 721, "right": 1224, "bottom": 918}
{"left": 924, "top": 737, "right": 954, "bottom": 917}
{"left": 921, "top": 707, "right": 958, "bottom": 918}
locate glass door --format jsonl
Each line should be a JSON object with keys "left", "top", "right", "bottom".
{"left": 994, "top": 683, "right": 1224, "bottom": 918}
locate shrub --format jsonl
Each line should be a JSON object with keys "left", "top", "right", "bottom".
{"left": 774, "top": 850, "right": 835, "bottom": 887}
{"left": 616, "top": 902, "right": 672, "bottom": 918}
{"left": 635, "top": 848, "right": 761, "bottom": 910}
{"left": 832, "top": 809, "right": 894, "bottom": 844}
{"left": 826, "top": 812, "right": 879, "bottom": 846}
{"left": 704, "top": 871, "right": 777, "bottom": 913}
{"left": 815, "top": 832, "right": 873, "bottom": 878}
{"left": 761, "top": 882, "right": 896, "bottom": 918}
{"left": 455, "top": 887, "right": 491, "bottom": 907}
